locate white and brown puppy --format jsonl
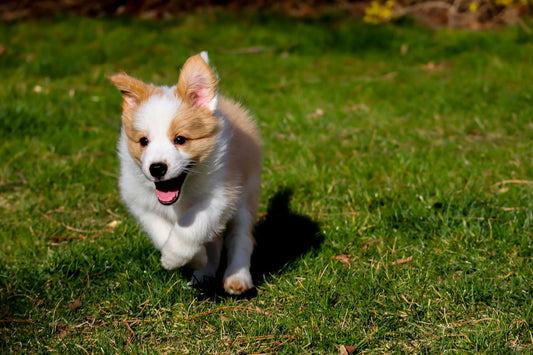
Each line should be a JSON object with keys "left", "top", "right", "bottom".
{"left": 109, "top": 52, "right": 261, "bottom": 295}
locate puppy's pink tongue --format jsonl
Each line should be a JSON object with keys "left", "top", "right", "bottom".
{"left": 156, "top": 189, "right": 178, "bottom": 204}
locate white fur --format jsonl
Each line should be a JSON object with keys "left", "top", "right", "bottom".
{"left": 200, "top": 51, "right": 210, "bottom": 64}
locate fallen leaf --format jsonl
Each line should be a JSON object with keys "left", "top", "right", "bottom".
{"left": 339, "top": 344, "right": 356, "bottom": 355}
{"left": 331, "top": 254, "right": 355, "bottom": 266}
{"left": 106, "top": 220, "right": 122, "bottom": 229}
{"left": 52, "top": 319, "right": 69, "bottom": 339}
{"left": 309, "top": 108, "right": 324, "bottom": 119}
{"left": 422, "top": 61, "right": 436, "bottom": 71}
{"left": 68, "top": 297, "right": 82, "bottom": 311}
{"left": 421, "top": 61, "right": 447, "bottom": 71}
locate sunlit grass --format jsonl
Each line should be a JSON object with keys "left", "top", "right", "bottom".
{"left": 1, "top": 12, "right": 532, "bottom": 353}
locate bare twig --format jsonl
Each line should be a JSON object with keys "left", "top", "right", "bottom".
{"left": 32, "top": 231, "right": 103, "bottom": 241}
{"left": 492, "top": 180, "right": 533, "bottom": 187}
{"left": 220, "top": 46, "right": 275, "bottom": 55}
{"left": 38, "top": 211, "right": 95, "bottom": 233}
{"left": 399, "top": 1, "right": 453, "bottom": 15}
{"left": 188, "top": 305, "right": 270, "bottom": 319}
{"left": 390, "top": 255, "right": 414, "bottom": 266}
{"left": 0, "top": 318, "right": 35, "bottom": 323}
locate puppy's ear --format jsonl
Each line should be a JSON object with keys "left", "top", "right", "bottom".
{"left": 108, "top": 73, "right": 152, "bottom": 115}
{"left": 176, "top": 52, "right": 218, "bottom": 112}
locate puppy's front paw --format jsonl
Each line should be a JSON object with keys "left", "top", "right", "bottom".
{"left": 160, "top": 237, "right": 204, "bottom": 270}
{"left": 223, "top": 268, "right": 254, "bottom": 295}
{"left": 160, "top": 238, "right": 191, "bottom": 270}
{"left": 160, "top": 250, "right": 188, "bottom": 270}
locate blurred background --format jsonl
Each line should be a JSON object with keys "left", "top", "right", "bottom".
{"left": 2, "top": 0, "right": 532, "bottom": 29}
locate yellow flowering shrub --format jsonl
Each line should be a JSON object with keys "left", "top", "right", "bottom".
{"left": 469, "top": 2, "right": 479, "bottom": 11}
{"left": 363, "top": 0, "right": 396, "bottom": 24}
{"left": 363, "top": 0, "right": 531, "bottom": 26}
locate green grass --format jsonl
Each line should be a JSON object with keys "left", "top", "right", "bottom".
{"left": 1, "top": 11, "right": 532, "bottom": 353}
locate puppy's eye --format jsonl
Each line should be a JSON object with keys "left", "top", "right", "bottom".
{"left": 174, "top": 136, "right": 187, "bottom": 145}
{"left": 139, "top": 137, "right": 149, "bottom": 147}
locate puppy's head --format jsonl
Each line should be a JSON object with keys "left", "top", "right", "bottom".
{"left": 109, "top": 52, "right": 221, "bottom": 205}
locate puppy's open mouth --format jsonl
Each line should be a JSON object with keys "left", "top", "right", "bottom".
{"left": 154, "top": 171, "right": 188, "bottom": 205}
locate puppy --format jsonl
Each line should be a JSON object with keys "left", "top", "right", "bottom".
{"left": 109, "top": 52, "right": 261, "bottom": 295}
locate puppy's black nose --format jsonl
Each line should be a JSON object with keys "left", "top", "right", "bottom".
{"left": 149, "top": 163, "right": 167, "bottom": 179}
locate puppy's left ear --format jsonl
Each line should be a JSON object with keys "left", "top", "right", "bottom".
{"left": 108, "top": 73, "right": 153, "bottom": 116}
{"left": 176, "top": 52, "right": 218, "bottom": 112}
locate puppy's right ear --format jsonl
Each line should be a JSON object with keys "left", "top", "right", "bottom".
{"left": 176, "top": 53, "right": 219, "bottom": 112}
{"left": 108, "top": 73, "right": 152, "bottom": 114}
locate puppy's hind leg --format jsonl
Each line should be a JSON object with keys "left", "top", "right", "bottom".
{"left": 223, "top": 206, "right": 255, "bottom": 295}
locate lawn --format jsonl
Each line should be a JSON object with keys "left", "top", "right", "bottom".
{"left": 1, "top": 11, "right": 532, "bottom": 353}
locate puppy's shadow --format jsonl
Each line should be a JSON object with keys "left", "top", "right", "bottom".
{"left": 251, "top": 189, "right": 323, "bottom": 280}
{"left": 196, "top": 188, "right": 323, "bottom": 299}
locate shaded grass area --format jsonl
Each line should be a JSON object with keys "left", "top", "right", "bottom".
{"left": 1, "top": 12, "right": 532, "bottom": 353}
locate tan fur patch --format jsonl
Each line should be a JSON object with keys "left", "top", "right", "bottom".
{"left": 108, "top": 73, "right": 156, "bottom": 123}
{"left": 168, "top": 53, "right": 222, "bottom": 164}
{"left": 125, "top": 129, "right": 147, "bottom": 166}
{"left": 167, "top": 102, "right": 221, "bottom": 164}
{"left": 219, "top": 96, "right": 262, "bottom": 219}
{"left": 109, "top": 73, "right": 162, "bottom": 166}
